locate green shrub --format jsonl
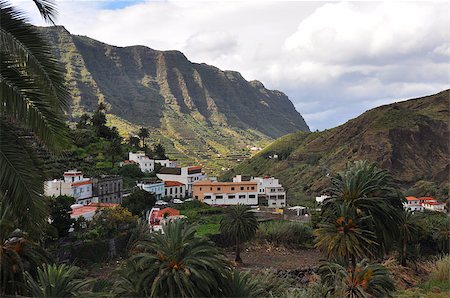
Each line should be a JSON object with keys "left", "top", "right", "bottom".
{"left": 73, "top": 240, "right": 109, "bottom": 262}
{"left": 256, "top": 221, "right": 314, "bottom": 248}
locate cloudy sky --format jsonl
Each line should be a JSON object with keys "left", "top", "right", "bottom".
{"left": 14, "top": 0, "right": 450, "bottom": 130}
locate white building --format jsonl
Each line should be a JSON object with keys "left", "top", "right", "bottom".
{"left": 233, "top": 175, "right": 286, "bottom": 208}
{"left": 403, "top": 196, "right": 424, "bottom": 212}
{"left": 155, "top": 159, "right": 177, "bottom": 168}
{"left": 44, "top": 170, "right": 93, "bottom": 205}
{"left": 422, "top": 201, "right": 446, "bottom": 212}
{"left": 157, "top": 166, "right": 207, "bottom": 196}
{"left": 164, "top": 181, "right": 186, "bottom": 199}
{"left": 129, "top": 152, "right": 154, "bottom": 172}
{"left": 315, "top": 194, "right": 331, "bottom": 204}
{"left": 193, "top": 181, "right": 259, "bottom": 206}
{"left": 137, "top": 179, "right": 165, "bottom": 200}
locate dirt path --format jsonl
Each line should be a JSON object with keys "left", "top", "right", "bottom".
{"left": 226, "top": 243, "right": 323, "bottom": 270}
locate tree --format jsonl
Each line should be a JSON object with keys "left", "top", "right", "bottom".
{"left": 0, "top": 202, "right": 50, "bottom": 295}
{"left": 323, "top": 161, "right": 403, "bottom": 256}
{"left": 25, "top": 264, "right": 89, "bottom": 297}
{"left": 319, "top": 259, "right": 395, "bottom": 298}
{"left": 128, "top": 136, "right": 140, "bottom": 149}
{"left": 315, "top": 203, "right": 378, "bottom": 266}
{"left": 398, "top": 210, "right": 420, "bottom": 266}
{"left": 91, "top": 206, "right": 137, "bottom": 238}
{"left": 116, "top": 221, "right": 228, "bottom": 297}
{"left": 76, "top": 113, "right": 90, "bottom": 129}
{"left": 220, "top": 205, "right": 259, "bottom": 264}
{"left": 106, "top": 138, "right": 123, "bottom": 168}
{"left": 119, "top": 164, "right": 144, "bottom": 179}
{"left": 48, "top": 195, "right": 75, "bottom": 238}
{"left": 122, "top": 189, "right": 156, "bottom": 216}
{"left": 0, "top": 0, "right": 69, "bottom": 234}
{"left": 138, "top": 127, "right": 149, "bottom": 148}
{"left": 153, "top": 143, "right": 167, "bottom": 159}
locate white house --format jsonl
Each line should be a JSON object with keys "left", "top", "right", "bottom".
{"left": 44, "top": 170, "right": 93, "bottom": 205}
{"left": 315, "top": 194, "right": 331, "bottom": 204}
{"left": 403, "top": 196, "right": 424, "bottom": 212}
{"left": 422, "top": 201, "right": 446, "bottom": 212}
{"left": 128, "top": 152, "right": 154, "bottom": 172}
{"left": 164, "top": 181, "right": 186, "bottom": 199}
{"left": 137, "top": 179, "right": 165, "bottom": 200}
{"left": 233, "top": 175, "right": 286, "bottom": 208}
{"left": 157, "top": 166, "right": 207, "bottom": 196}
{"left": 155, "top": 159, "right": 177, "bottom": 168}
{"left": 193, "top": 180, "right": 259, "bottom": 206}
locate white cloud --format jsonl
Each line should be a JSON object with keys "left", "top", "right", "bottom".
{"left": 11, "top": 0, "right": 450, "bottom": 130}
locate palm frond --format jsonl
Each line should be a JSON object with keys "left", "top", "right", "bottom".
{"left": 31, "top": 0, "right": 57, "bottom": 24}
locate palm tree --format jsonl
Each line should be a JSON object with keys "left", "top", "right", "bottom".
{"left": 24, "top": 263, "right": 89, "bottom": 297}
{"left": 106, "top": 138, "right": 123, "bottom": 168}
{"left": 315, "top": 203, "right": 378, "bottom": 266}
{"left": 319, "top": 259, "right": 395, "bottom": 298}
{"left": 128, "top": 136, "right": 141, "bottom": 149}
{"left": 138, "top": 127, "right": 149, "bottom": 148}
{"left": 0, "top": 202, "right": 50, "bottom": 295}
{"left": 1, "top": 0, "right": 68, "bottom": 233}
{"left": 323, "top": 161, "right": 403, "bottom": 256}
{"left": 220, "top": 205, "right": 259, "bottom": 264}
{"left": 220, "top": 270, "right": 263, "bottom": 298}
{"left": 398, "top": 211, "right": 420, "bottom": 266}
{"left": 116, "top": 221, "right": 228, "bottom": 297}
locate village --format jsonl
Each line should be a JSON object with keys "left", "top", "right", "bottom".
{"left": 44, "top": 151, "right": 447, "bottom": 233}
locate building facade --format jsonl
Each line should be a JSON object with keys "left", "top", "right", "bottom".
{"left": 403, "top": 196, "right": 446, "bottom": 212}
{"left": 193, "top": 180, "right": 258, "bottom": 206}
{"left": 44, "top": 170, "right": 93, "bottom": 205}
{"left": 155, "top": 159, "right": 178, "bottom": 168}
{"left": 129, "top": 152, "right": 154, "bottom": 172}
{"left": 164, "top": 181, "right": 186, "bottom": 199}
{"left": 157, "top": 166, "right": 207, "bottom": 196}
{"left": 92, "top": 175, "right": 123, "bottom": 204}
{"left": 233, "top": 175, "right": 286, "bottom": 208}
{"left": 137, "top": 179, "right": 165, "bottom": 200}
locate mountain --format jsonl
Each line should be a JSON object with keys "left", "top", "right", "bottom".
{"left": 38, "top": 26, "right": 309, "bottom": 174}
{"left": 224, "top": 90, "right": 450, "bottom": 202}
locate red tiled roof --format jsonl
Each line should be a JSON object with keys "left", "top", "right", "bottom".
{"left": 406, "top": 196, "right": 418, "bottom": 201}
{"left": 157, "top": 207, "right": 180, "bottom": 217}
{"left": 164, "top": 181, "right": 184, "bottom": 187}
{"left": 419, "top": 197, "right": 436, "bottom": 201}
{"left": 64, "top": 172, "right": 82, "bottom": 176}
{"left": 70, "top": 206, "right": 97, "bottom": 217}
{"left": 72, "top": 180, "right": 92, "bottom": 187}
{"left": 89, "top": 203, "right": 119, "bottom": 207}
{"left": 188, "top": 166, "right": 202, "bottom": 171}
{"left": 122, "top": 160, "right": 136, "bottom": 164}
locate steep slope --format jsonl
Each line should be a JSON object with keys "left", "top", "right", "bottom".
{"left": 224, "top": 90, "right": 449, "bottom": 200}
{"left": 39, "top": 26, "right": 309, "bottom": 174}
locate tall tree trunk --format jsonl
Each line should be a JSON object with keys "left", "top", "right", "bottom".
{"left": 401, "top": 238, "right": 407, "bottom": 266}
{"left": 235, "top": 237, "right": 242, "bottom": 264}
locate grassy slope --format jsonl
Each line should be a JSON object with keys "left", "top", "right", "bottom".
{"left": 224, "top": 90, "right": 450, "bottom": 203}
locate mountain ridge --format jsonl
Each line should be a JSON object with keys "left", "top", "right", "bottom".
{"left": 223, "top": 90, "right": 450, "bottom": 201}
{"left": 39, "top": 25, "right": 309, "bottom": 174}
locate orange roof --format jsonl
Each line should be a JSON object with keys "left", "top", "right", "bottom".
{"left": 122, "top": 160, "right": 136, "bottom": 164}
{"left": 194, "top": 180, "right": 257, "bottom": 186}
{"left": 70, "top": 206, "right": 97, "bottom": 217}
{"left": 419, "top": 197, "right": 436, "bottom": 201}
{"left": 188, "top": 166, "right": 202, "bottom": 171}
{"left": 64, "top": 172, "right": 82, "bottom": 176}
{"left": 72, "top": 180, "right": 92, "bottom": 187}
{"left": 165, "top": 181, "right": 184, "bottom": 187}
{"left": 89, "top": 203, "right": 119, "bottom": 207}
{"left": 157, "top": 207, "right": 180, "bottom": 217}
{"left": 423, "top": 202, "right": 445, "bottom": 205}
{"left": 406, "top": 196, "right": 418, "bottom": 201}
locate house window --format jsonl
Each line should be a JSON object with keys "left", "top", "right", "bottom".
{"left": 216, "top": 195, "right": 223, "bottom": 199}
{"left": 200, "top": 187, "right": 202, "bottom": 191}
{"left": 247, "top": 187, "right": 249, "bottom": 190}
{"left": 210, "top": 187, "right": 213, "bottom": 191}
{"left": 251, "top": 186, "right": 255, "bottom": 190}
{"left": 249, "top": 195, "right": 256, "bottom": 198}
{"left": 239, "top": 195, "right": 246, "bottom": 199}
{"left": 228, "top": 195, "right": 235, "bottom": 199}
{"left": 205, "top": 195, "right": 211, "bottom": 199}
{"left": 231, "top": 187, "right": 235, "bottom": 191}
{"left": 240, "top": 187, "right": 244, "bottom": 190}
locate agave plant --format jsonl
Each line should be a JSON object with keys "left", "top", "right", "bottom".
{"left": 0, "top": 201, "right": 50, "bottom": 295}
{"left": 319, "top": 259, "right": 395, "bottom": 298}
{"left": 115, "top": 220, "right": 229, "bottom": 298}
{"left": 25, "top": 263, "right": 89, "bottom": 297}
{"left": 220, "top": 204, "right": 259, "bottom": 263}
{"left": 0, "top": 0, "right": 69, "bottom": 234}
{"left": 323, "top": 161, "right": 404, "bottom": 256}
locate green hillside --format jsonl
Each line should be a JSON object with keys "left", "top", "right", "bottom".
{"left": 38, "top": 26, "right": 309, "bottom": 175}
{"left": 224, "top": 90, "right": 450, "bottom": 203}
